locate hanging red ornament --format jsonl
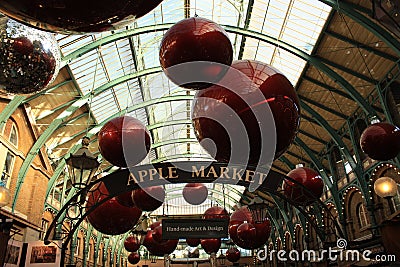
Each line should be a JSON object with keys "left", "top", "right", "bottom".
{"left": 226, "top": 247, "right": 241, "bottom": 262}
{"left": 360, "top": 122, "right": 400, "bottom": 160}
{"left": 128, "top": 252, "right": 140, "bottom": 264}
{"left": 192, "top": 60, "right": 300, "bottom": 165}
{"left": 203, "top": 206, "right": 229, "bottom": 219}
{"left": 0, "top": 0, "right": 163, "bottom": 34}
{"left": 132, "top": 186, "right": 165, "bottom": 211}
{"left": 200, "top": 239, "right": 221, "bottom": 254}
{"left": 229, "top": 207, "right": 253, "bottom": 225}
{"left": 152, "top": 225, "right": 163, "bottom": 243}
{"left": 124, "top": 235, "right": 141, "bottom": 252}
{"left": 86, "top": 182, "right": 142, "bottom": 235}
{"left": 186, "top": 238, "right": 200, "bottom": 247}
{"left": 283, "top": 167, "right": 324, "bottom": 206}
{"left": 98, "top": 116, "right": 151, "bottom": 168}
{"left": 116, "top": 190, "right": 135, "bottom": 207}
{"left": 236, "top": 222, "right": 257, "bottom": 242}
{"left": 182, "top": 183, "right": 208, "bottom": 205}
{"left": 150, "top": 221, "right": 162, "bottom": 230}
{"left": 159, "top": 17, "right": 233, "bottom": 89}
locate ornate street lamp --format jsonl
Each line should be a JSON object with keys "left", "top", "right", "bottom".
{"left": 65, "top": 137, "right": 100, "bottom": 189}
{"left": 0, "top": 181, "right": 11, "bottom": 208}
{"left": 374, "top": 176, "right": 398, "bottom": 213}
{"left": 247, "top": 196, "right": 269, "bottom": 223}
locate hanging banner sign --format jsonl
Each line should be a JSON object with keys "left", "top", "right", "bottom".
{"left": 102, "top": 161, "right": 285, "bottom": 196}
{"left": 162, "top": 218, "right": 229, "bottom": 239}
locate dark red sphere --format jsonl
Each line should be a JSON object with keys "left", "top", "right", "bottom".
{"left": 159, "top": 17, "right": 233, "bottom": 89}
{"left": 360, "top": 122, "right": 400, "bottom": 160}
{"left": 186, "top": 238, "right": 200, "bottom": 247}
{"left": 283, "top": 167, "right": 324, "bottom": 206}
{"left": 230, "top": 207, "right": 253, "bottom": 225}
{"left": 132, "top": 186, "right": 165, "bottom": 211}
{"left": 124, "top": 236, "right": 141, "bottom": 252}
{"left": 237, "top": 222, "right": 257, "bottom": 242}
{"left": 152, "top": 225, "right": 163, "bottom": 243}
{"left": 252, "top": 220, "right": 271, "bottom": 248}
{"left": 143, "top": 230, "right": 157, "bottom": 249}
{"left": 116, "top": 190, "right": 135, "bottom": 207}
{"left": 200, "top": 239, "right": 221, "bottom": 254}
{"left": 226, "top": 247, "right": 241, "bottom": 262}
{"left": 203, "top": 206, "right": 229, "bottom": 219}
{"left": 86, "top": 182, "right": 142, "bottom": 235}
{"left": 182, "top": 183, "right": 208, "bottom": 205}
{"left": 150, "top": 221, "right": 162, "bottom": 230}
{"left": 98, "top": 116, "right": 151, "bottom": 167}
{"left": 0, "top": 0, "right": 163, "bottom": 34}
{"left": 128, "top": 252, "right": 140, "bottom": 265}
{"left": 192, "top": 60, "right": 300, "bottom": 165}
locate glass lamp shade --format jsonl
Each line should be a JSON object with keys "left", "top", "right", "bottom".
{"left": 66, "top": 145, "right": 100, "bottom": 188}
{"left": 0, "top": 184, "right": 11, "bottom": 207}
{"left": 374, "top": 177, "right": 398, "bottom": 199}
{"left": 247, "top": 197, "right": 269, "bottom": 223}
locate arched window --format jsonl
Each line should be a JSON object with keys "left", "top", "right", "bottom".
{"left": 356, "top": 203, "right": 370, "bottom": 228}
{"left": 9, "top": 123, "right": 18, "bottom": 147}
{"left": 1, "top": 151, "right": 15, "bottom": 188}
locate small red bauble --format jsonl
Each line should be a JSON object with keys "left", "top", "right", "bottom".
{"left": 360, "top": 122, "right": 400, "bottom": 160}
{"left": 128, "top": 252, "right": 140, "bottom": 264}
{"left": 192, "top": 60, "right": 300, "bottom": 165}
{"left": 283, "top": 167, "right": 324, "bottom": 206}
{"left": 200, "top": 239, "right": 221, "bottom": 254}
{"left": 116, "top": 190, "right": 135, "bottom": 207}
{"left": 186, "top": 238, "right": 200, "bottom": 247}
{"left": 226, "top": 247, "right": 241, "bottom": 262}
{"left": 98, "top": 116, "right": 151, "bottom": 168}
{"left": 203, "top": 206, "right": 229, "bottom": 219}
{"left": 132, "top": 186, "right": 165, "bottom": 211}
{"left": 182, "top": 183, "right": 208, "bottom": 205}
{"left": 237, "top": 222, "right": 257, "bottom": 242}
{"left": 124, "top": 236, "right": 141, "bottom": 252}
{"left": 159, "top": 17, "right": 233, "bottom": 89}
{"left": 86, "top": 182, "right": 142, "bottom": 235}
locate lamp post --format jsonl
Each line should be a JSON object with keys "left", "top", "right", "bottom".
{"left": 0, "top": 181, "right": 12, "bottom": 267}
{"left": 374, "top": 176, "right": 398, "bottom": 214}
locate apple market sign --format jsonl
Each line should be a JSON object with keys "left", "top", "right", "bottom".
{"left": 102, "top": 161, "right": 285, "bottom": 196}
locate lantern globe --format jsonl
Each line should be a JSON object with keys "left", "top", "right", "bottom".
{"left": 374, "top": 176, "right": 398, "bottom": 198}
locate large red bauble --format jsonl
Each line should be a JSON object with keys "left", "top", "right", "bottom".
{"left": 186, "top": 238, "right": 200, "bottom": 247}
{"left": 192, "top": 60, "right": 300, "bottom": 165}
{"left": 86, "top": 182, "right": 142, "bottom": 235}
{"left": 229, "top": 207, "right": 253, "bottom": 225}
{"left": 200, "top": 239, "right": 221, "bottom": 254}
{"left": 143, "top": 230, "right": 157, "bottom": 249}
{"left": 226, "top": 247, "right": 241, "bottom": 262}
{"left": 283, "top": 167, "right": 324, "bottom": 206}
{"left": 159, "top": 17, "right": 233, "bottom": 89}
{"left": 252, "top": 221, "right": 271, "bottom": 248}
{"left": 124, "top": 236, "right": 141, "bottom": 252}
{"left": 152, "top": 225, "right": 163, "bottom": 243}
{"left": 98, "top": 116, "right": 151, "bottom": 167}
{"left": 128, "top": 252, "right": 140, "bottom": 264}
{"left": 143, "top": 228, "right": 179, "bottom": 256}
{"left": 116, "top": 191, "right": 135, "bottom": 207}
{"left": 132, "top": 186, "right": 165, "bottom": 211}
{"left": 0, "top": 0, "right": 163, "bottom": 34}
{"left": 203, "top": 206, "right": 229, "bottom": 219}
{"left": 360, "top": 122, "right": 400, "bottom": 160}
{"left": 237, "top": 222, "right": 257, "bottom": 242}
{"left": 182, "top": 183, "right": 208, "bottom": 205}
{"left": 150, "top": 221, "right": 162, "bottom": 230}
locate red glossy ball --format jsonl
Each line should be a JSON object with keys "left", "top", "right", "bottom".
{"left": 283, "top": 167, "right": 324, "bottom": 206}
{"left": 252, "top": 221, "right": 271, "bottom": 248}
{"left": 237, "top": 222, "right": 257, "bottom": 242}
{"left": 360, "top": 122, "right": 400, "bottom": 160}
{"left": 192, "top": 60, "right": 300, "bottom": 165}
{"left": 98, "top": 116, "right": 151, "bottom": 167}
{"left": 116, "top": 190, "right": 135, "bottom": 207}
{"left": 182, "top": 183, "right": 208, "bottom": 205}
{"left": 226, "top": 247, "right": 241, "bottom": 262}
{"left": 128, "top": 252, "right": 140, "bottom": 264}
{"left": 230, "top": 207, "right": 253, "bottom": 225}
{"left": 150, "top": 221, "right": 162, "bottom": 230}
{"left": 143, "top": 230, "right": 157, "bottom": 249}
{"left": 200, "top": 239, "right": 221, "bottom": 254}
{"left": 203, "top": 206, "right": 229, "bottom": 219}
{"left": 152, "top": 225, "right": 163, "bottom": 243}
{"left": 186, "top": 238, "right": 200, "bottom": 247}
{"left": 86, "top": 182, "right": 142, "bottom": 235}
{"left": 0, "top": 0, "right": 163, "bottom": 34}
{"left": 159, "top": 17, "right": 233, "bottom": 89}
{"left": 124, "top": 236, "right": 141, "bottom": 252}
{"left": 132, "top": 186, "right": 165, "bottom": 211}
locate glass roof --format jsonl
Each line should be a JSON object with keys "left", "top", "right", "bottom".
{"left": 55, "top": 0, "right": 331, "bottom": 215}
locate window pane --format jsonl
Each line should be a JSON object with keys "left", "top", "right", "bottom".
{"left": 9, "top": 124, "right": 18, "bottom": 147}
{"left": 2, "top": 152, "right": 15, "bottom": 185}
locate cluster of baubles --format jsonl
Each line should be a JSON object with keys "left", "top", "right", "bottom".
{"left": 142, "top": 221, "right": 179, "bottom": 256}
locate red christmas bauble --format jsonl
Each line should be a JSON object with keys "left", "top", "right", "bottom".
{"left": 116, "top": 190, "right": 135, "bottom": 207}
{"left": 128, "top": 252, "right": 140, "bottom": 264}
{"left": 226, "top": 247, "right": 241, "bottom": 262}
{"left": 252, "top": 220, "right": 271, "bottom": 248}
{"left": 159, "top": 17, "right": 233, "bottom": 89}
{"left": 200, "top": 239, "right": 221, "bottom": 254}
{"left": 132, "top": 186, "right": 165, "bottom": 211}
{"left": 143, "top": 230, "right": 157, "bottom": 249}
{"left": 237, "top": 222, "right": 257, "bottom": 242}
{"left": 360, "top": 122, "right": 400, "bottom": 160}
{"left": 283, "top": 167, "right": 324, "bottom": 205}
{"left": 229, "top": 207, "right": 253, "bottom": 225}
{"left": 186, "top": 238, "right": 200, "bottom": 247}
{"left": 182, "top": 183, "right": 208, "bottom": 205}
{"left": 86, "top": 182, "right": 142, "bottom": 235}
{"left": 150, "top": 221, "right": 162, "bottom": 230}
{"left": 152, "top": 225, "right": 163, "bottom": 243}
{"left": 192, "top": 60, "right": 300, "bottom": 165}
{"left": 124, "top": 236, "right": 141, "bottom": 252}
{"left": 0, "top": 0, "right": 163, "bottom": 34}
{"left": 98, "top": 116, "right": 151, "bottom": 167}
{"left": 203, "top": 206, "right": 229, "bottom": 219}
